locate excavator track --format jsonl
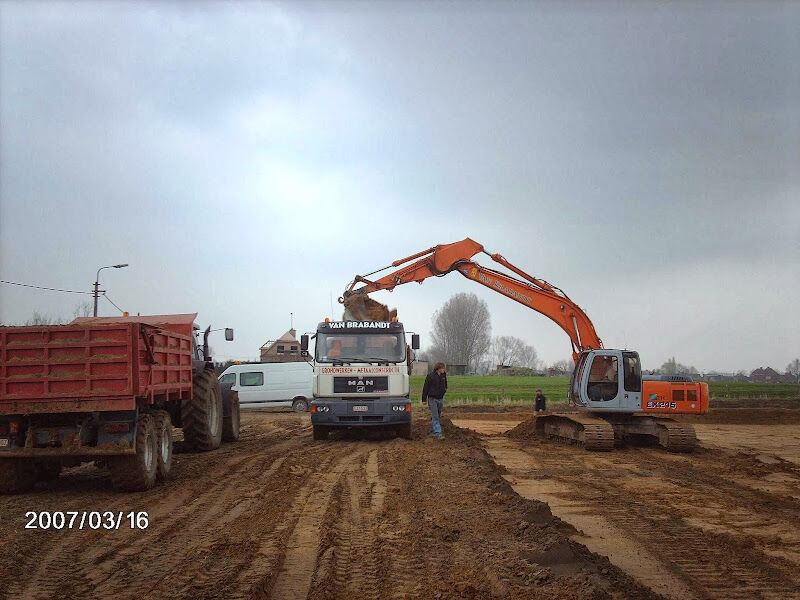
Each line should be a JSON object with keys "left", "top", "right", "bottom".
{"left": 651, "top": 417, "right": 697, "bottom": 452}
{"left": 534, "top": 413, "right": 616, "bottom": 451}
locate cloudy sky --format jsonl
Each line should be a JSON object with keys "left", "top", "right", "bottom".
{"left": 1, "top": 1, "right": 798, "bottom": 373}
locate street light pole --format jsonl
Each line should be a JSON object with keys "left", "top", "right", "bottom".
{"left": 93, "top": 263, "right": 129, "bottom": 317}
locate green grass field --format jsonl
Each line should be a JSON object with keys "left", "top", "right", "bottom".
{"left": 409, "top": 375, "right": 799, "bottom": 406}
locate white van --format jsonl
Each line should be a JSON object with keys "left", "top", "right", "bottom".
{"left": 218, "top": 362, "right": 313, "bottom": 412}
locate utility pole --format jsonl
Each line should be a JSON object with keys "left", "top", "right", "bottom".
{"left": 93, "top": 264, "right": 129, "bottom": 317}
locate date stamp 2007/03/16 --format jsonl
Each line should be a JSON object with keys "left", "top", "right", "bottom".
{"left": 23, "top": 511, "right": 149, "bottom": 530}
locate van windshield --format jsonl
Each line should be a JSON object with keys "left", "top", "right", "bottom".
{"left": 316, "top": 333, "right": 406, "bottom": 363}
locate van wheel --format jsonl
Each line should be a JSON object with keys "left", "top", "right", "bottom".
{"left": 292, "top": 398, "right": 309, "bottom": 413}
{"left": 0, "top": 459, "right": 37, "bottom": 494}
{"left": 110, "top": 414, "right": 158, "bottom": 492}
{"left": 313, "top": 425, "right": 329, "bottom": 441}
{"left": 223, "top": 394, "right": 241, "bottom": 442}
{"left": 182, "top": 369, "right": 223, "bottom": 452}
{"left": 152, "top": 410, "right": 173, "bottom": 481}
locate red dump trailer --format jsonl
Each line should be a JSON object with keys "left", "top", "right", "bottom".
{"left": 0, "top": 314, "right": 239, "bottom": 492}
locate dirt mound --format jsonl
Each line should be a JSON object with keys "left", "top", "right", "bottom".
{"left": 507, "top": 416, "right": 540, "bottom": 440}
{"left": 342, "top": 292, "right": 397, "bottom": 321}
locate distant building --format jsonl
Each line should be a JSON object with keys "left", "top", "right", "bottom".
{"left": 260, "top": 329, "right": 305, "bottom": 363}
{"left": 750, "top": 367, "right": 781, "bottom": 383}
{"left": 411, "top": 361, "right": 429, "bottom": 376}
{"left": 447, "top": 364, "right": 468, "bottom": 376}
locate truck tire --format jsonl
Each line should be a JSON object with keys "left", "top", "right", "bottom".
{"left": 109, "top": 414, "right": 158, "bottom": 492}
{"left": 152, "top": 410, "right": 173, "bottom": 481}
{"left": 0, "top": 459, "right": 36, "bottom": 494}
{"left": 182, "top": 368, "right": 223, "bottom": 452}
{"left": 35, "top": 461, "right": 62, "bottom": 481}
{"left": 292, "top": 398, "right": 309, "bottom": 413}
{"left": 223, "top": 393, "right": 240, "bottom": 442}
{"left": 313, "top": 425, "right": 329, "bottom": 441}
{"left": 397, "top": 423, "right": 412, "bottom": 440}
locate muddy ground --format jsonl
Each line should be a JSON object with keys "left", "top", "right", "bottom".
{"left": 1, "top": 405, "right": 799, "bottom": 600}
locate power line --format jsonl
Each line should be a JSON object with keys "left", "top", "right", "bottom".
{"left": 0, "top": 279, "right": 94, "bottom": 294}
{"left": 102, "top": 293, "right": 125, "bottom": 314}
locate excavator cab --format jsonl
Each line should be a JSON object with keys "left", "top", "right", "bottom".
{"left": 570, "top": 350, "right": 642, "bottom": 412}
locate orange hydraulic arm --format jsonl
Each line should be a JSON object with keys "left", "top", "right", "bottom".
{"left": 343, "top": 238, "right": 603, "bottom": 361}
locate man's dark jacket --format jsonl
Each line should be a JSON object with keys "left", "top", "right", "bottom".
{"left": 422, "top": 371, "right": 448, "bottom": 402}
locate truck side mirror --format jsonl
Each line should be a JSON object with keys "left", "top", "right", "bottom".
{"left": 411, "top": 334, "right": 420, "bottom": 350}
{"left": 225, "top": 328, "right": 234, "bottom": 341}
{"left": 300, "top": 335, "right": 309, "bottom": 352}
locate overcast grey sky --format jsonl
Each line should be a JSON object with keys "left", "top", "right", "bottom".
{"left": 1, "top": 1, "right": 798, "bottom": 373}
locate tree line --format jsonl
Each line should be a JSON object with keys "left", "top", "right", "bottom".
{"left": 415, "top": 293, "right": 800, "bottom": 381}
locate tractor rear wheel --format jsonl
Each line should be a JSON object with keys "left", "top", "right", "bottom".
{"left": 182, "top": 369, "right": 223, "bottom": 452}
{"left": 109, "top": 414, "right": 158, "bottom": 492}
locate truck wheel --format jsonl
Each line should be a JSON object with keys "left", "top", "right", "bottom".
{"left": 182, "top": 369, "right": 223, "bottom": 452}
{"left": 152, "top": 410, "right": 173, "bottom": 481}
{"left": 223, "top": 393, "right": 241, "bottom": 442}
{"left": 35, "top": 461, "right": 62, "bottom": 481}
{"left": 313, "top": 425, "right": 329, "bottom": 441}
{"left": 0, "top": 459, "right": 37, "bottom": 494}
{"left": 292, "top": 398, "right": 309, "bottom": 413}
{"left": 397, "top": 423, "right": 412, "bottom": 440}
{"left": 109, "top": 414, "right": 158, "bottom": 492}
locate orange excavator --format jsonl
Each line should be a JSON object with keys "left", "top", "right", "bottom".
{"left": 341, "top": 238, "right": 708, "bottom": 451}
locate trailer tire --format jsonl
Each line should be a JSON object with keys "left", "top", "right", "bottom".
{"left": 152, "top": 410, "right": 173, "bottom": 480}
{"left": 0, "top": 459, "right": 37, "bottom": 494}
{"left": 109, "top": 414, "right": 158, "bottom": 492}
{"left": 222, "top": 393, "right": 240, "bottom": 442}
{"left": 397, "top": 423, "right": 412, "bottom": 440}
{"left": 292, "top": 398, "right": 309, "bottom": 413}
{"left": 313, "top": 425, "right": 329, "bottom": 441}
{"left": 182, "top": 369, "right": 223, "bottom": 452}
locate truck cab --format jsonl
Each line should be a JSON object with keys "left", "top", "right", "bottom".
{"left": 302, "top": 320, "right": 419, "bottom": 440}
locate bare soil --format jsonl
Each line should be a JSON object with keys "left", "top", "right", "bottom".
{"left": 455, "top": 411, "right": 800, "bottom": 600}
{"left": 0, "top": 411, "right": 657, "bottom": 600}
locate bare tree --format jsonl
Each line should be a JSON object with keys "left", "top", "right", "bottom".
{"left": 787, "top": 358, "right": 800, "bottom": 384}
{"left": 549, "top": 359, "right": 573, "bottom": 376}
{"left": 658, "top": 357, "right": 699, "bottom": 376}
{"left": 72, "top": 300, "right": 94, "bottom": 319}
{"left": 491, "top": 335, "right": 539, "bottom": 370}
{"left": 430, "top": 293, "right": 491, "bottom": 371}
{"left": 24, "top": 311, "right": 63, "bottom": 326}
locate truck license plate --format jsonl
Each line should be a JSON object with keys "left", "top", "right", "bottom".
{"left": 0, "top": 438, "right": 8, "bottom": 447}
{"left": 352, "top": 406, "right": 369, "bottom": 412}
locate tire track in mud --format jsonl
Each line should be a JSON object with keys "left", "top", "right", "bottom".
{"left": 4, "top": 416, "right": 317, "bottom": 600}
{"left": 267, "top": 445, "right": 368, "bottom": 600}
{"left": 481, "top": 433, "right": 800, "bottom": 600}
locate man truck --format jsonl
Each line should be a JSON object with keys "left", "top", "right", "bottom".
{"left": 300, "top": 319, "right": 420, "bottom": 441}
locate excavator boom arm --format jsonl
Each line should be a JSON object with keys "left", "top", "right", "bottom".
{"left": 344, "top": 238, "right": 602, "bottom": 359}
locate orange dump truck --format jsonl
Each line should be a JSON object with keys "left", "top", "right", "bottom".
{"left": 0, "top": 314, "right": 238, "bottom": 492}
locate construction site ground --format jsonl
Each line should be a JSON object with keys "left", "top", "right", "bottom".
{"left": 1, "top": 404, "right": 799, "bottom": 600}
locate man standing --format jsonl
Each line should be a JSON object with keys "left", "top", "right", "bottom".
{"left": 534, "top": 388, "right": 547, "bottom": 414}
{"left": 422, "top": 362, "right": 447, "bottom": 439}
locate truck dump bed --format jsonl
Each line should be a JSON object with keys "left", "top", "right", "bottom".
{"left": 0, "top": 314, "right": 196, "bottom": 415}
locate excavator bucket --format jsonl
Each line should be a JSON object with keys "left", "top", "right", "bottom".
{"left": 342, "top": 292, "right": 397, "bottom": 321}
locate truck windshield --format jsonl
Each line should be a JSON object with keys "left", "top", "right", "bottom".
{"left": 316, "top": 333, "right": 406, "bottom": 363}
